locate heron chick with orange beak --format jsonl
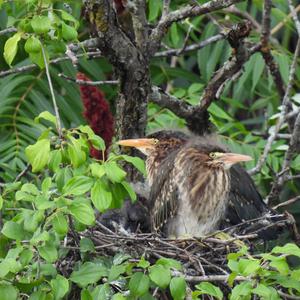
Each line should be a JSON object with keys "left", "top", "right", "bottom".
{"left": 117, "top": 131, "right": 273, "bottom": 238}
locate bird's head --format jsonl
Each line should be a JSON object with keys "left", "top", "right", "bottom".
{"left": 117, "top": 130, "right": 188, "bottom": 156}
{"left": 204, "top": 151, "right": 252, "bottom": 169}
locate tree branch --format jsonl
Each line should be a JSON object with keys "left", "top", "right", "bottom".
{"left": 0, "top": 51, "right": 102, "bottom": 78}
{"left": 251, "top": 38, "right": 300, "bottom": 184}
{"left": 149, "top": 0, "right": 245, "bottom": 55}
{"left": 149, "top": 86, "right": 194, "bottom": 119}
{"left": 154, "top": 34, "right": 225, "bottom": 57}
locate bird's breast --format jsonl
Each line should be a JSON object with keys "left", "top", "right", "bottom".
{"left": 167, "top": 152, "right": 230, "bottom": 237}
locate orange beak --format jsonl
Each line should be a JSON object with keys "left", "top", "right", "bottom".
{"left": 218, "top": 153, "right": 252, "bottom": 164}
{"left": 117, "top": 138, "right": 157, "bottom": 155}
{"left": 117, "top": 138, "right": 156, "bottom": 148}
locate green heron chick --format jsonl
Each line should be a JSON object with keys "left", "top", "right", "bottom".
{"left": 118, "top": 132, "right": 253, "bottom": 237}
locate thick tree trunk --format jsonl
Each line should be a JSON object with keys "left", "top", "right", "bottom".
{"left": 84, "top": 0, "right": 150, "bottom": 178}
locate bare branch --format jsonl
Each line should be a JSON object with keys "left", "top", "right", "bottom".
{"left": 197, "top": 21, "right": 254, "bottom": 112}
{"left": 271, "top": 3, "right": 300, "bottom": 35}
{"left": 0, "top": 26, "right": 17, "bottom": 36}
{"left": 149, "top": 86, "right": 194, "bottom": 119}
{"left": 261, "top": 0, "right": 272, "bottom": 49}
{"left": 41, "top": 45, "right": 62, "bottom": 138}
{"left": 155, "top": 34, "right": 225, "bottom": 57}
{"left": 272, "top": 195, "right": 300, "bottom": 210}
{"left": 68, "top": 38, "right": 100, "bottom": 52}
{"left": 149, "top": 0, "right": 244, "bottom": 55}
{"left": 249, "top": 38, "right": 300, "bottom": 177}
{"left": 127, "top": 0, "right": 149, "bottom": 50}
{"left": 58, "top": 73, "right": 119, "bottom": 86}
{"left": 162, "top": 0, "right": 171, "bottom": 18}
{"left": 0, "top": 51, "right": 102, "bottom": 79}
{"left": 288, "top": 0, "right": 300, "bottom": 35}
{"left": 260, "top": 0, "right": 286, "bottom": 98}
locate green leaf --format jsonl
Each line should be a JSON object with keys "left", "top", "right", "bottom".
{"left": 195, "top": 282, "right": 223, "bottom": 300}
{"left": 0, "top": 284, "right": 18, "bottom": 300}
{"left": 67, "top": 136, "right": 87, "bottom": 168}
{"left": 108, "top": 264, "right": 126, "bottom": 282}
{"left": 148, "top": 0, "right": 162, "bottom": 21}
{"left": 113, "top": 253, "right": 131, "bottom": 265}
{"left": 0, "top": 195, "right": 3, "bottom": 210}
{"left": 230, "top": 282, "right": 252, "bottom": 300}
{"left": 1, "top": 221, "right": 26, "bottom": 240}
{"left": 121, "top": 155, "right": 146, "bottom": 175}
{"left": 81, "top": 289, "right": 93, "bottom": 300}
{"left": 137, "top": 256, "right": 150, "bottom": 269}
{"left": 20, "top": 249, "right": 33, "bottom": 266}
{"left": 4, "top": 32, "right": 22, "bottom": 66}
{"left": 69, "top": 201, "right": 95, "bottom": 225}
{"left": 91, "top": 180, "right": 112, "bottom": 212}
{"left": 129, "top": 272, "right": 149, "bottom": 296}
{"left": 90, "top": 163, "right": 105, "bottom": 179}
{"left": 269, "top": 258, "right": 289, "bottom": 275}
{"left": 70, "top": 262, "right": 108, "bottom": 287}
{"left": 61, "top": 22, "right": 78, "bottom": 41}
{"left": 25, "top": 139, "right": 50, "bottom": 172}
{"left": 169, "top": 277, "right": 186, "bottom": 300}
{"left": 51, "top": 274, "right": 69, "bottom": 300}
{"left": 61, "top": 10, "right": 79, "bottom": 28}
{"left": 121, "top": 181, "right": 136, "bottom": 202}
{"left": 39, "top": 242, "right": 58, "bottom": 263}
{"left": 112, "top": 294, "right": 126, "bottom": 300}
{"left": 24, "top": 36, "right": 42, "bottom": 53}
{"left": 0, "top": 258, "right": 17, "bottom": 278}
{"left": 91, "top": 283, "right": 113, "bottom": 300}
{"left": 251, "top": 53, "right": 265, "bottom": 92}
{"left": 252, "top": 284, "right": 280, "bottom": 300}
{"left": 35, "top": 111, "right": 57, "bottom": 125}
{"left": 29, "top": 48, "right": 46, "bottom": 68}
{"left": 49, "top": 150, "right": 62, "bottom": 172}
{"left": 208, "top": 102, "right": 233, "bottom": 121}
{"left": 238, "top": 259, "right": 260, "bottom": 276}
{"left": 31, "top": 16, "right": 51, "bottom": 34}
{"left": 170, "top": 23, "right": 180, "bottom": 47}
{"left": 105, "top": 161, "right": 127, "bottom": 183}
{"left": 42, "top": 177, "right": 52, "bottom": 193}
{"left": 80, "top": 238, "right": 95, "bottom": 253}
{"left": 156, "top": 258, "right": 182, "bottom": 270}
{"left": 149, "top": 265, "right": 171, "bottom": 288}
{"left": 63, "top": 176, "right": 93, "bottom": 196}
{"left": 272, "top": 243, "right": 300, "bottom": 257}
{"left": 52, "top": 213, "right": 68, "bottom": 236}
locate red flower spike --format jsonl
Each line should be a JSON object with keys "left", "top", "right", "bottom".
{"left": 77, "top": 72, "right": 114, "bottom": 160}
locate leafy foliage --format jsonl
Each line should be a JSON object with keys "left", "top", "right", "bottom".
{"left": 0, "top": 0, "right": 300, "bottom": 299}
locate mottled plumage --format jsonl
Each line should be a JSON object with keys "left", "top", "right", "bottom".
{"left": 118, "top": 131, "right": 278, "bottom": 238}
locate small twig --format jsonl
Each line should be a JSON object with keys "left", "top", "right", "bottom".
{"left": 0, "top": 51, "right": 102, "bottom": 79}
{"left": 171, "top": 271, "right": 245, "bottom": 283}
{"left": 277, "top": 290, "right": 300, "bottom": 300}
{"left": 155, "top": 34, "right": 225, "bottom": 57}
{"left": 271, "top": 4, "right": 300, "bottom": 35}
{"left": 41, "top": 44, "right": 62, "bottom": 138}
{"left": 162, "top": 0, "right": 171, "bottom": 19}
{"left": 58, "top": 73, "right": 119, "bottom": 86}
{"left": 176, "top": 23, "right": 194, "bottom": 55}
{"left": 0, "top": 26, "right": 17, "bottom": 36}
{"left": 288, "top": 0, "right": 300, "bottom": 35}
{"left": 14, "top": 164, "right": 31, "bottom": 182}
{"left": 249, "top": 38, "right": 300, "bottom": 177}
{"left": 272, "top": 196, "right": 300, "bottom": 210}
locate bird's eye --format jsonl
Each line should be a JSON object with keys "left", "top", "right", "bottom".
{"left": 153, "top": 139, "right": 159, "bottom": 145}
{"left": 209, "top": 152, "right": 217, "bottom": 159}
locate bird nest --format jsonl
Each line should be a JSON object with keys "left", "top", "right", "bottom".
{"left": 56, "top": 211, "right": 297, "bottom": 299}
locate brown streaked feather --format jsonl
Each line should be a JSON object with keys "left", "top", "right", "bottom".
{"left": 148, "top": 150, "right": 180, "bottom": 232}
